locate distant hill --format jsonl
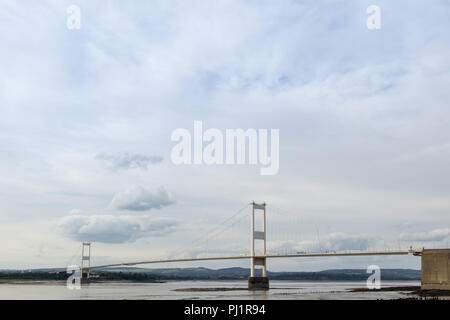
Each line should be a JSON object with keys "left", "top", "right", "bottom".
{"left": 0, "top": 267, "right": 421, "bottom": 281}
{"left": 319, "top": 269, "right": 421, "bottom": 280}
{"left": 89, "top": 267, "right": 421, "bottom": 281}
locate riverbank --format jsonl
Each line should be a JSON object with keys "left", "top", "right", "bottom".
{"left": 350, "top": 285, "right": 450, "bottom": 298}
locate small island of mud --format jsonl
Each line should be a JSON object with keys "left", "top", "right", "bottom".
{"left": 174, "top": 287, "right": 248, "bottom": 292}
{"left": 349, "top": 286, "right": 450, "bottom": 299}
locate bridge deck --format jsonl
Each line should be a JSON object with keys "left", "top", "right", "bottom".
{"left": 85, "top": 250, "right": 420, "bottom": 270}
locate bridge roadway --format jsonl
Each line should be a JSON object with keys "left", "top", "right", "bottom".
{"left": 85, "top": 249, "right": 422, "bottom": 270}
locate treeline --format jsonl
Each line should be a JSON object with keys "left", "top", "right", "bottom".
{"left": 92, "top": 272, "right": 246, "bottom": 281}
{"left": 0, "top": 272, "right": 68, "bottom": 281}
{"left": 0, "top": 272, "right": 167, "bottom": 282}
{"left": 0, "top": 270, "right": 421, "bottom": 281}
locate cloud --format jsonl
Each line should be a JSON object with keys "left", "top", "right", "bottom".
{"left": 96, "top": 152, "right": 162, "bottom": 170}
{"left": 270, "top": 233, "right": 373, "bottom": 253}
{"left": 399, "top": 228, "right": 450, "bottom": 242}
{"left": 110, "top": 185, "right": 175, "bottom": 211}
{"left": 58, "top": 214, "right": 178, "bottom": 243}
{"left": 324, "top": 233, "right": 372, "bottom": 251}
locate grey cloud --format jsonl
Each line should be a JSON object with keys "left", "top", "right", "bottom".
{"left": 96, "top": 152, "right": 162, "bottom": 170}
{"left": 399, "top": 228, "right": 450, "bottom": 242}
{"left": 324, "top": 233, "right": 372, "bottom": 251}
{"left": 181, "top": 248, "right": 245, "bottom": 260}
{"left": 271, "top": 233, "right": 373, "bottom": 253}
{"left": 110, "top": 185, "right": 175, "bottom": 211}
{"left": 58, "top": 214, "right": 178, "bottom": 243}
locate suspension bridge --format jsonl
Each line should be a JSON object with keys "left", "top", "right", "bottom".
{"left": 72, "top": 201, "right": 429, "bottom": 290}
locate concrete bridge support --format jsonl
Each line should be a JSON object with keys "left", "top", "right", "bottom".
{"left": 81, "top": 242, "right": 91, "bottom": 280}
{"left": 421, "top": 249, "right": 450, "bottom": 290}
{"left": 248, "top": 202, "right": 269, "bottom": 290}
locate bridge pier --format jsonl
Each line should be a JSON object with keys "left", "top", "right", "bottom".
{"left": 421, "top": 248, "right": 450, "bottom": 290}
{"left": 248, "top": 276, "right": 269, "bottom": 290}
{"left": 80, "top": 242, "right": 91, "bottom": 280}
{"left": 248, "top": 202, "right": 269, "bottom": 290}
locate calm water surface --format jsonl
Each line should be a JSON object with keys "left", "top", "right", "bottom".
{"left": 0, "top": 280, "right": 420, "bottom": 300}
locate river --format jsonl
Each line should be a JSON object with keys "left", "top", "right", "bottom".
{"left": 0, "top": 280, "right": 421, "bottom": 300}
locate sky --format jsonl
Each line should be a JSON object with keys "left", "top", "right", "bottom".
{"left": 0, "top": 0, "right": 450, "bottom": 271}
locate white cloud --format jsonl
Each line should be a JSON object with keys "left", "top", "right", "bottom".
{"left": 269, "top": 232, "right": 374, "bottom": 254}
{"left": 58, "top": 214, "right": 178, "bottom": 243}
{"left": 110, "top": 185, "right": 175, "bottom": 211}
{"left": 399, "top": 228, "right": 450, "bottom": 242}
{"left": 324, "top": 233, "right": 373, "bottom": 251}
{"left": 96, "top": 152, "right": 162, "bottom": 170}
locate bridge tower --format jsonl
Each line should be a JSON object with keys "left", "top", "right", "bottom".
{"left": 81, "top": 242, "right": 91, "bottom": 280}
{"left": 248, "top": 201, "right": 269, "bottom": 290}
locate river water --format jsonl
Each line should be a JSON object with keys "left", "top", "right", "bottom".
{"left": 0, "top": 280, "right": 420, "bottom": 300}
